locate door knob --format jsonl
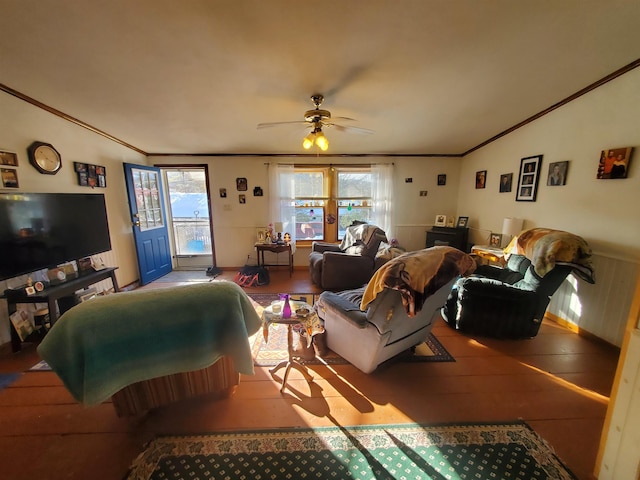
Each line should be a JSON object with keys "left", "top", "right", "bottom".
{"left": 132, "top": 213, "right": 141, "bottom": 227}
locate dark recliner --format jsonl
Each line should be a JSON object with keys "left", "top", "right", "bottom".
{"left": 309, "top": 223, "right": 388, "bottom": 291}
{"left": 441, "top": 228, "right": 595, "bottom": 339}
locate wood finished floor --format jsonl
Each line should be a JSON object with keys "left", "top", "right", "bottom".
{"left": 0, "top": 268, "right": 620, "bottom": 480}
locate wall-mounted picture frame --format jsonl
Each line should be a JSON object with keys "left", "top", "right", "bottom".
{"left": 516, "top": 155, "right": 542, "bottom": 202}
{"left": 490, "top": 233, "right": 502, "bottom": 248}
{"left": 434, "top": 214, "right": 447, "bottom": 227}
{"left": 547, "top": 161, "right": 568, "bottom": 186}
{"left": 456, "top": 216, "right": 469, "bottom": 228}
{"left": 236, "top": 177, "right": 248, "bottom": 191}
{"left": 475, "top": 170, "right": 486, "bottom": 189}
{"left": 0, "top": 150, "right": 19, "bottom": 166}
{"left": 253, "top": 186, "right": 263, "bottom": 196}
{"left": 1, "top": 168, "right": 19, "bottom": 188}
{"left": 239, "top": 194, "right": 246, "bottom": 204}
{"left": 74, "top": 162, "right": 106, "bottom": 188}
{"left": 499, "top": 173, "right": 513, "bottom": 192}
{"left": 597, "top": 147, "right": 633, "bottom": 179}
{"left": 219, "top": 188, "right": 227, "bottom": 198}
{"left": 437, "top": 174, "right": 446, "bottom": 186}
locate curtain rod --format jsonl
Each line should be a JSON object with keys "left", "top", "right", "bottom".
{"left": 265, "top": 162, "right": 395, "bottom": 167}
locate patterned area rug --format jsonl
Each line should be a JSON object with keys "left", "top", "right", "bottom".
{"left": 0, "top": 373, "right": 21, "bottom": 390}
{"left": 125, "top": 422, "right": 577, "bottom": 480}
{"left": 248, "top": 293, "right": 454, "bottom": 367}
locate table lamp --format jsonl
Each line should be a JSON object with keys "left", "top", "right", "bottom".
{"left": 502, "top": 217, "right": 523, "bottom": 247}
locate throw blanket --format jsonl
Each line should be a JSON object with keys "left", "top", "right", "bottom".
{"left": 339, "top": 223, "right": 387, "bottom": 256}
{"left": 361, "top": 246, "right": 476, "bottom": 316}
{"left": 504, "top": 228, "right": 595, "bottom": 283}
{"left": 37, "top": 281, "right": 262, "bottom": 406}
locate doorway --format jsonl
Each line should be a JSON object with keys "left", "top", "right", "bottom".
{"left": 161, "top": 166, "right": 216, "bottom": 270}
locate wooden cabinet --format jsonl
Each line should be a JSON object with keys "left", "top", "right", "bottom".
{"left": 426, "top": 227, "right": 469, "bottom": 252}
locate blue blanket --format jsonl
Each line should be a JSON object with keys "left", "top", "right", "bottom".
{"left": 37, "top": 281, "right": 262, "bottom": 406}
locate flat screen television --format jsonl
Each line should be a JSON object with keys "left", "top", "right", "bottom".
{"left": 0, "top": 193, "right": 112, "bottom": 281}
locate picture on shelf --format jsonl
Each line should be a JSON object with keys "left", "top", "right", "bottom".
{"left": 490, "top": 233, "right": 502, "bottom": 248}
{"left": 434, "top": 214, "right": 447, "bottom": 227}
{"left": 456, "top": 216, "right": 469, "bottom": 228}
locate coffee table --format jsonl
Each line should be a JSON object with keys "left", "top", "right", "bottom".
{"left": 261, "top": 299, "right": 323, "bottom": 393}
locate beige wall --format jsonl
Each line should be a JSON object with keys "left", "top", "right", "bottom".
{"left": 151, "top": 156, "right": 462, "bottom": 267}
{"left": 0, "top": 93, "right": 146, "bottom": 344}
{"left": 457, "top": 67, "right": 640, "bottom": 261}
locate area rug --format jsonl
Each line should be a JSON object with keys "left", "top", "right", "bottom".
{"left": 248, "top": 293, "right": 454, "bottom": 367}
{"left": 124, "top": 421, "right": 577, "bottom": 480}
{"left": 29, "top": 360, "right": 51, "bottom": 371}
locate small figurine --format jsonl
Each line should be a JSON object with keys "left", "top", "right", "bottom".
{"left": 283, "top": 232, "right": 291, "bottom": 244}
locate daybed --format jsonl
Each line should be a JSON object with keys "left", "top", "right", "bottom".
{"left": 37, "top": 281, "right": 262, "bottom": 415}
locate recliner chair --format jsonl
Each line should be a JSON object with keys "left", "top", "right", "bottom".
{"left": 441, "top": 228, "right": 595, "bottom": 339}
{"left": 309, "top": 223, "right": 388, "bottom": 291}
{"left": 314, "top": 246, "right": 476, "bottom": 373}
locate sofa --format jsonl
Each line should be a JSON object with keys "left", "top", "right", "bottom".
{"left": 315, "top": 246, "right": 476, "bottom": 373}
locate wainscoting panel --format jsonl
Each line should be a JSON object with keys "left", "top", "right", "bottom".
{"left": 548, "top": 253, "right": 639, "bottom": 347}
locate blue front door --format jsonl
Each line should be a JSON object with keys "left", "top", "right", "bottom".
{"left": 124, "top": 163, "right": 172, "bottom": 285}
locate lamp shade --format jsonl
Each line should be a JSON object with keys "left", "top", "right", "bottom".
{"left": 502, "top": 217, "right": 523, "bottom": 237}
{"left": 274, "top": 222, "right": 283, "bottom": 233}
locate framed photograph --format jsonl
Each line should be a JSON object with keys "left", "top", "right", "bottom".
{"left": 239, "top": 194, "right": 246, "bottom": 204}
{"left": 547, "top": 161, "right": 568, "bottom": 186}
{"left": 0, "top": 150, "right": 19, "bottom": 166}
{"left": 434, "top": 214, "right": 447, "bottom": 227}
{"left": 597, "top": 147, "right": 633, "bottom": 179}
{"left": 516, "top": 155, "right": 542, "bottom": 202}
{"left": 219, "top": 188, "right": 227, "bottom": 198}
{"left": 499, "top": 173, "right": 513, "bottom": 192}
{"left": 437, "top": 174, "right": 446, "bottom": 186}
{"left": 490, "top": 233, "right": 502, "bottom": 248}
{"left": 1, "top": 168, "right": 19, "bottom": 188}
{"left": 236, "top": 177, "right": 248, "bottom": 191}
{"left": 475, "top": 170, "right": 486, "bottom": 189}
{"left": 253, "top": 186, "right": 263, "bottom": 196}
{"left": 257, "top": 229, "right": 265, "bottom": 243}
{"left": 456, "top": 216, "right": 469, "bottom": 228}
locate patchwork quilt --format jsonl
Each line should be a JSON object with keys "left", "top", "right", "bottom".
{"left": 504, "top": 228, "right": 595, "bottom": 283}
{"left": 361, "top": 246, "right": 476, "bottom": 316}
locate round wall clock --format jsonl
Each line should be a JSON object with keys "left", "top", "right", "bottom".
{"left": 27, "top": 141, "right": 62, "bottom": 175}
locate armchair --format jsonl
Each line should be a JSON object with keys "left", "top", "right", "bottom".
{"left": 309, "top": 223, "right": 388, "bottom": 290}
{"left": 441, "top": 228, "right": 595, "bottom": 339}
{"left": 314, "top": 247, "right": 476, "bottom": 373}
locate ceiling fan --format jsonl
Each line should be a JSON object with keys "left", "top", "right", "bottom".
{"left": 257, "top": 94, "right": 373, "bottom": 151}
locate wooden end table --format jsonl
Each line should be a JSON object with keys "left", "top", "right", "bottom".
{"left": 255, "top": 242, "right": 293, "bottom": 276}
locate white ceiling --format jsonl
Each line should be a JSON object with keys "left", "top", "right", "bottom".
{"left": 1, "top": 0, "right": 639, "bottom": 156}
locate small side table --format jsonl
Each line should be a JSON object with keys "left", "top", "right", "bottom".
{"left": 471, "top": 245, "right": 506, "bottom": 266}
{"left": 262, "top": 300, "right": 320, "bottom": 393}
{"left": 255, "top": 242, "right": 293, "bottom": 277}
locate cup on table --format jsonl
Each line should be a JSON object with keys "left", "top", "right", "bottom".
{"left": 271, "top": 300, "right": 282, "bottom": 315}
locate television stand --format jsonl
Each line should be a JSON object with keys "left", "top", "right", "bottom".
{"left": 3, "top": 267, "right": 119, "bottom": 352}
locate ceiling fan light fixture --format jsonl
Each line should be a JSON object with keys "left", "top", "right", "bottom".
{"left": 315, "top": 131, "right": 329, "bottom": 151}
{"left": 302, "top": 132, "right": 315, "bottom": 150}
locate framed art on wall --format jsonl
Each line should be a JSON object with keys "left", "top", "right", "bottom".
{"left": 475, "top": 170, "right": 486, "bottom": 189}
{"left": 499, "top": 173, "right": 513, "bottom": 192}
{"left": 516, "top": 155, "right": 542, "bottom": 202}
{"left": 1, "top": 168, "right": 19, "bottom": 188}
{"left": 597, "top": 147, "right": 633, "bottom": 179}
{"left": 0, "top": 150, "right": 19, "bottom": 166}
{"left": 547, "top": 161, "right": 568, "bottom": 186}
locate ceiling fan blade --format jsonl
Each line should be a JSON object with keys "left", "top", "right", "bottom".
{"left": 331, "top": 116, "right": 358, "bottom": 122}
{"left": 330, "top": 124, "right": 375, "bottom": 135}
{"left": 257, "top": 121, "right": 309, "bottom": 129}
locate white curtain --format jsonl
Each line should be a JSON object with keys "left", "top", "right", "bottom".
{"left": 371, "top": 163, "right": 395, "bottom": 240}
{"left": 268, "top": 163, "right": 296, "bottom": 252}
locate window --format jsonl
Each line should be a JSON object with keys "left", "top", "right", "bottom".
{"left": 293, "top": 166, "right": 373, "bottom": 242}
